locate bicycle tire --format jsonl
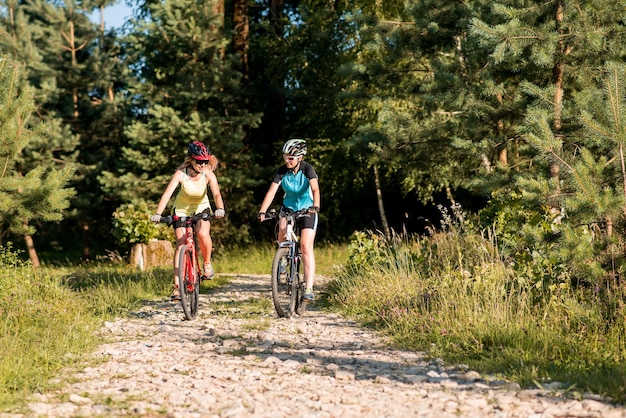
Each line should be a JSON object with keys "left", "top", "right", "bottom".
{"left": 293, "top": 255, "right": 306, "bottom": 316}
{"left": 178, "top": 245, "right": 199, "bottom": 320}
{"left": 271, "top": 247, "right": 293, "bottom": 318}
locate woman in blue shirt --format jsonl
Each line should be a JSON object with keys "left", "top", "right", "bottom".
{"left": 258, "top": 139, "right": 321, "bottom": 301}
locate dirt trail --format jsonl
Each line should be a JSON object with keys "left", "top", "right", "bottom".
{"left": 3, "top": 275, "right": 625, "bottom": 418}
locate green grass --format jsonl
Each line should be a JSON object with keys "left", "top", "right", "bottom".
{"left": 213, "top": 245, "right": 275, "bottom": 274}
{"left": 0, "top": 266, "right": 99, "bottom": 409}
{"left": 328, "top": 230, "right": 626, "bottom": 403}
{"left": 214, "top": 241, "right": 348, "bottom": 277}
{"left": 63, "top": 265, "right": 173, "bottom": 316}
{"left": 0, "top": 262, "right": 175, "bottom": 411}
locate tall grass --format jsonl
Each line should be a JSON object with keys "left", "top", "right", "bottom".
{"left": 62, "top": 265, "right": 173, "bottom": 316}
{"left": 0, "top": 262, "right": 174, "bottom": 411}
{"left": 328, "top": 230, "right": 626, "bottom": 402}
{"left": 0, "top": 266, "right": 98, "bottom": 408}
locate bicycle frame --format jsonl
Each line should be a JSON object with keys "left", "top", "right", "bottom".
{"left": 179, "top": 216, "right": 202, "bottom": 280}
{"left": 279, "top": 213, "right": 301, "bottom": 268}
{"left": 160, "top": 212, "right": 215, "bottom": 320}
{"left": 174, "top": 212, "right": 215, "bottom": 272}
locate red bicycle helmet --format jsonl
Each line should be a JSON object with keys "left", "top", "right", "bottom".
{"left": 188, "top": 141, "right": 210, "bottom": 160}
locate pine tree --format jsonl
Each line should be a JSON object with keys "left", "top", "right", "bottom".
{"left": 470, "top": 0, "right": 626, "bottom": 286}
{"left": 100, "top": 0, "right": 262, "bottom": 245}
{"left": 0, "top": 58, "right": 75, "bottom": 265}
{"left": 0, "top": 0, "right": 135, "bottom": 259}
{"left": 339, "top": 0, "right": 482, "bottom": 211}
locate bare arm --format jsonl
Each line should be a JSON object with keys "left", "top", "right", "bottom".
{"left": 309, "top": 178, "right": 320, "bottom": 209}
{"left": 206, "top": 171, "right": 224, "bottom": 210}
{"left": 258, "top": 182, "right": 280, "bottom": 221}
{"left": 155, "top": 170, "right": 183, "bottom": 215}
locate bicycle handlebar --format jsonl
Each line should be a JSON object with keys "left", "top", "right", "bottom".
{"left": 261, "top": 208, "right": 312, "bottom": 222}
{"left": 157, "top": 212, "right": 218, "bottom": 225}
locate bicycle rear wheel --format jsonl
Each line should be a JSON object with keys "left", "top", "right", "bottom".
{"left": 177, "top": 245, "right": 199, "bottom": 320}
{"left": 271, "top": 247, "right": 293, "bottom": 318}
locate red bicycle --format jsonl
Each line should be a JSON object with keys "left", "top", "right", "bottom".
{"left": 159, "top": 213, "right": 215, "bottom": 320}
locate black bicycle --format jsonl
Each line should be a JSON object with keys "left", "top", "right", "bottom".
{"left": 263, "top": 208, "right": 311, "bottom": 318}
{"left": 158, "top": 213, "right": 215, "bottom": 320}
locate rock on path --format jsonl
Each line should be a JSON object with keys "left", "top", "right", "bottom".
{"left": 3, "top": 275, "right": 625, "bottom": 418}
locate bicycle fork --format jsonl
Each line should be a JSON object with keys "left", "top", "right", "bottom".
{"left": 277, "top": 241, "right": 295, "bottom": 287}
{"left": 290, "top": 246, "right": 300, "bottom": 288}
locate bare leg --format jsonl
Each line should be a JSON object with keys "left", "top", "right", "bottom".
{"left": 196, "top": 220, "right": 215, "bottom": 278}
{"left": 173, "top": 227, "right": 186, "bottom": 291}
{"left": 196, "top": 220, "right": 212, "bottom": 264}
{"left": 277, "top": 217, "right": 287, "bottom": 242}
{"left": 300, "top": 228, "right": 316, "bottom": 291}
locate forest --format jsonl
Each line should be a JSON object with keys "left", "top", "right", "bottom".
{"left": 5, "top": 0, "right": 626, "bottom": 401}
{"left": 3, "top": 0, "right": 626, "bottom": 284}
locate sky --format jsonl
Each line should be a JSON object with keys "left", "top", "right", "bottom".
{"left": 91, "top": 1, "right": 134, "bottom": 29}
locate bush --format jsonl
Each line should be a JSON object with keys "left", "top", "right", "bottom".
{"left": 346, "top": 230, "right": 386, "bottom": 267}
{"left": 112, "top": 202, "right": 172, "bottom": 249}
{"left": 0, "top": 242, "right": 29, "bottom": 268}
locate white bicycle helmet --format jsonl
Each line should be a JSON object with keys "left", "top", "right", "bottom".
{"left": 282, "top": 138, "right": 307, "bottom": 157}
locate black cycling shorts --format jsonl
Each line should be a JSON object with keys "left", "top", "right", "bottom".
{"left": 296, "top": 211, "right": 319, "bottom": 231}
{"left": 287, "top": 210, "right": 319, "bottom": 231}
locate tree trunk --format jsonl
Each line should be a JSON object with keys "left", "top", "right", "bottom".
{"left": 551, "top": 1, "right": 571, "bottom": 189}
{"left": 499, "top": 147, "right": 507, "bottom": 166}
{"left": 213, "top": 0, "right": 224, "bottom": 17}
{"left": 232, "top": 0, "right": 249, "bottom": 82}
{"left": 65, "top": 20, "right": 81, "bottom": 121}
{"left": 445, "top": 186, "right": 456, "bottom": 207}
{"left": 130, "top": 240, "right": 174, "bottom": 270}
{"left": 553, "top": 1, "right": 567, "bottom": 132}
{"left": 270, "top": 0, "right": 284, "bottom": 22}
{"left": 619, "top": 144, "right": 626, "bottom": 215}
{"left": 23, "top": 221, "right": 40, "bottom": 268}
{"left": 269, "top": 0, "right": 286, "bottom": 140}
{"left": 496, "top": 92, "right": 508, "bottom": 168}
{"left": 373, "top": 165, "right": 390, "bottom": 238}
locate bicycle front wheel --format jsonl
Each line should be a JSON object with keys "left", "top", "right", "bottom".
{"left": 177, "top": 245, "right": 199, "bottom": 320}
{"left": 294, "top": 254, "right": 306, "bottom": 316}
{"left": 271, "top": 247, "right": 293, "bottom": 318}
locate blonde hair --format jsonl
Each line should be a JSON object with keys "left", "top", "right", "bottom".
{"left": 177, "top": 155, "right": 218, "bottom": 172}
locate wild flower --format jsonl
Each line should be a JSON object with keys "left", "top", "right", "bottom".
{"left": 437, "top": 202, "right": 466, "bottom": 232}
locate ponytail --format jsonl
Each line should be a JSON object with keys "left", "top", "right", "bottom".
{"left": 208, "top": 154, "right": 218, "bottom": 171}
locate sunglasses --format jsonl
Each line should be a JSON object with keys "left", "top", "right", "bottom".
{"left": 283, "top": 155, "right": 298, "bottom": 162}
{"left": 193, "top": 159, "right": 209, "bottom": 165}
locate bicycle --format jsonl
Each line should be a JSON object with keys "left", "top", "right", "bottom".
{"left": 263, "top": 208, "right": 311, "bottom": 318}
{"left": 158, "top": 212, "right": 216, "bottom": 320}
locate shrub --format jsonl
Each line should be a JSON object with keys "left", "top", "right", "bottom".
{"left": 0, "top": 242, "right": 29, "bottom": 268}
{"left": 346, "top": 230, "right": 386, "bottom": 268}
{"left": 111, "top": 202, "right": 172, "bottom": 249}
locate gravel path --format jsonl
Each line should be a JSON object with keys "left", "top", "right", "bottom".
{"left": 4, "top": 274, "right": 626, "bottom": 418}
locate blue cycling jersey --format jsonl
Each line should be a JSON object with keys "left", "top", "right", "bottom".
{"left": 272, "top": 161, "right": 318, "bottom": 211}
